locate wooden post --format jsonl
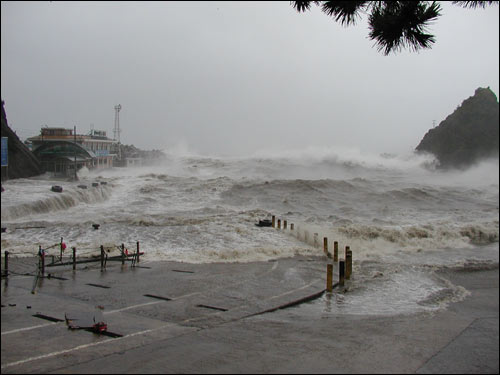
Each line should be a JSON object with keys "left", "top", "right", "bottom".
{"left": 4, "top": 251, "right": 9, "bottom": 277}
{"left": 121, "top": 243, "right": 125, "bottom": 265}
{"left": 72, "top": 247, "right": 76, "bottom": 270}
{"left": 100, "top": 245, "right": 105, "bottom": 271}
{"left": 334, "top": 241, "right": 338, "bottom": 262}
{"left": 284, "top": 220, "right": 287, "bottom": 230}
{"left": 339, "top": 260, "right": 345, "bottom": 286}
{"left": 346, "top": 248, "right": 352, "bottom": 280}
{"left": 272, "top": 216, "right": 275, "bottom": 228}
{"left": 326, "top": 264, "right": 333, "bottom": 292}
{"left": 136, "top": 241, "right": 140, "bottom": 263}
{"left": 323, "top": 237, "right": 328, "bottom": 255}
{"left": 290, "top": 223, "right": 294, "bottom": 230}
{"left": 277, "top": 219, "right": 281, "bottom": 229}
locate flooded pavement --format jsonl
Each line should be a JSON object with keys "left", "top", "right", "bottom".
{"left": 1, "top": 256, "right": 498, "bottom": 374}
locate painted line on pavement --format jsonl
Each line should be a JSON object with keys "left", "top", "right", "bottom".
{"left": 1, "top": 325, "right": 172, "bottom": 370}
{"left": 1, "top": 322, "right": 59, "bottom": 336}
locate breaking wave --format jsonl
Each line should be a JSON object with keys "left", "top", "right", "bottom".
{"left": 2, "top": 146, "right": 498, "bottom": 318}
{"left": 1, "top": 184, "right": 112, "bottom": 221}
{"left": 1, "top": 147, "right": 498, "bottom": 263}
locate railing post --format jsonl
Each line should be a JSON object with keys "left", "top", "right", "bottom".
{"left": 100, "top": 245, "right": 104, "bottom": 272}
{"left": 136, "top": 241, "right": 140, "bottom": 263}
{"left": 72, "top": 247, "right": 76, "bottom": 270}
{"left": 3, "top": 251, "right": 9, "bottom": 277}
{"left": 121, "top": 243, "right": 125, "bottom": 265}
{"left": 40, "top": 246, "right": 45, "bottom": 277}
{"left": 60, "top": 237, "right": 63, "bottom": 261}
{"left": 38, "top": 246, "right": 41, "bottom": 274}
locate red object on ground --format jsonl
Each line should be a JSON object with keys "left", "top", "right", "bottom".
{"left": 93, "top": 322, "right": 107, "bottom": 333}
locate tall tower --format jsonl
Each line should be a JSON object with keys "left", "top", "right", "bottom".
{"left": 113, "top": 104, "right": 122, "bottom": 160}
{"left": 113, "top": 104, "right": 122, "bottom": 142}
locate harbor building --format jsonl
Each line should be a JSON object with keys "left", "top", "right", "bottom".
{"left": 28, "top": 127, "right": 117, "bottom": 177}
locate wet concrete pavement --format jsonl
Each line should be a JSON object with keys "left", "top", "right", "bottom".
{"left": 1, "top": 255, "right": 498, "bottom": 374}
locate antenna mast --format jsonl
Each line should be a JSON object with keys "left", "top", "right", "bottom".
{"left": 114, "top": 104, "right": 122, "bottom": 142}
{"left": 113, "top": 104, "right": 122, "bottom": 160}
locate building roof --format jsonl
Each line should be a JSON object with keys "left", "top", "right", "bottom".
{"left": 33, "top": 140, "right": 96, "bottom": 160}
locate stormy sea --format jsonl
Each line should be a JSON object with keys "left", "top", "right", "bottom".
{"left": 1, "top": 147, "right": 498, "bottom": 316}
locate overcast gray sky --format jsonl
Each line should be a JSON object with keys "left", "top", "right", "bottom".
{"left": 1, "top": 1, "right": 499, "bottom": 157}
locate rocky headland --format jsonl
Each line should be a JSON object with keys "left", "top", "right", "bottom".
{"left": 416, "top": 87, "right": 499, "bottom": 169}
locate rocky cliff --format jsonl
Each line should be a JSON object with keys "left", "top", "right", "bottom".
{"left": 1, "top": 100, "right": 43, "bottom": 180}
{"left": 415, "top": 87, "right": 499, "bottom": 169}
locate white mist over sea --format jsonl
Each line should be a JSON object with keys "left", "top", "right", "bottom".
{"left": 1, "top": 146, "right": 498, "bottom": 315}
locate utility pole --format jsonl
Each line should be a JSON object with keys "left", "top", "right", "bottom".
{"left": 74, "top": 126, "right": 78, "bottom": 181}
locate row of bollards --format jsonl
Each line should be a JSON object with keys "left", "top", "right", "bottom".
{"left": 326, "top": 246, "right": 352, "bottom": 291}
{"left": 271, "top": 215, "right": 353, "bottom": 292}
